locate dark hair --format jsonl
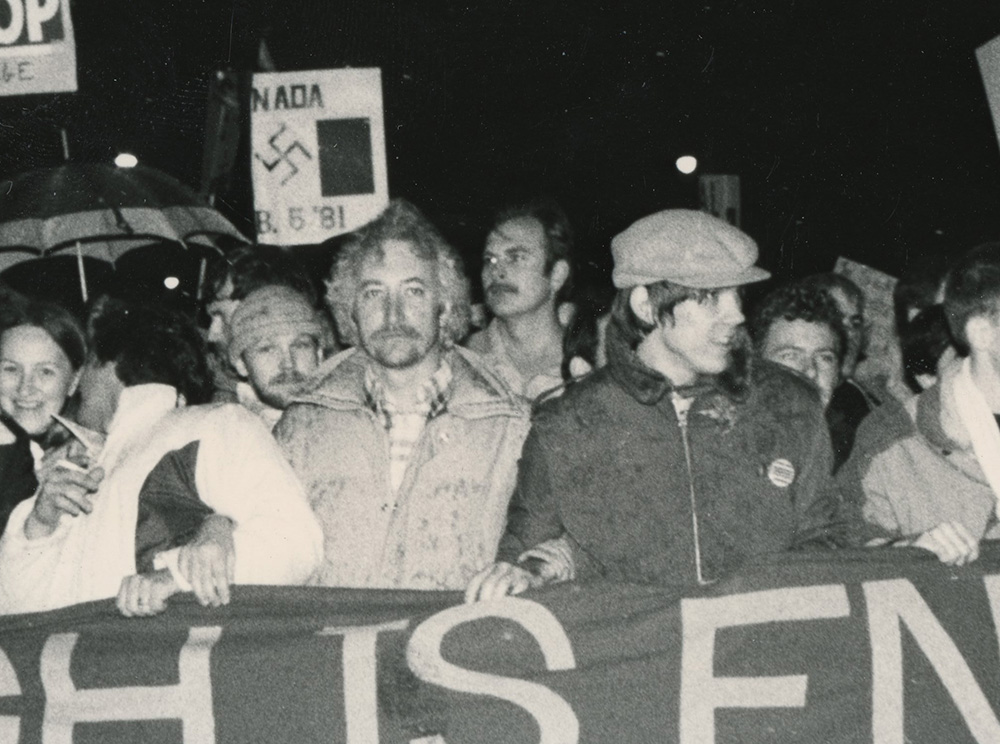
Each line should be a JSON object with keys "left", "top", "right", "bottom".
{"left": 900, "top": 304, "right": 952, "bottom": 392}
{"left": 943, "top": 242, "right": 1000, "bottom": 352}
{"left": 88, "top": 298, "right": 214, "bottom": 404}
{"left": 325, "top": 199, "right": 471, "bottom": 347}
{"left": 799, "top": 273, "right": 865, "bottom": 311}
{"left": 204, "top": 245, "right": 318, "bottom": 306}
{"left": 0, "top": 287, "right": 87, "bottom": 371}
{"left": 749, "top": 283, "right": 847, "bottom": 362}
{"left": 491, "top": 200, "right": 575, "bottom": 303}
{"left": 608, "top": 282, "right": 750, "bottom": 396}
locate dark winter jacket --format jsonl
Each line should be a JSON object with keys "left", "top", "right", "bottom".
{"left": 496, "top": 320, "right": 841, "bottom": 586}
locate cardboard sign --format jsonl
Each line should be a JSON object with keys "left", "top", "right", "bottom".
{"left": 834, "top": 256, "right": 910, "bottom": 402}
{"left": 977, "top": 34, "right": 1000, "bottom": 155}
{"left": 250, "top": 68, "right": 389, "bottom": 245}
{"left": 0, "top": 0, "right": 77, "bottom": 96}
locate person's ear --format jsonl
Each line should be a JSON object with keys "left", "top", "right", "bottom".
{"left": 965, "top": 316, "right": 995, "bottom": 354}
{"left": 628, "top": 286, "right": 655, "bottom": 325}
{"left": 549, "top": 259, "right": 570, "bottom": 295}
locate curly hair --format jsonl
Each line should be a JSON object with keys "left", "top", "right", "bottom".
{"left": 325, "top": 199, "right": 471, "bottom": 347}
{"left": 204, "top": 244, "right": 318, "bottom": 305}
{"left": 749, "top": 283, "right": 847, "bottom": 361}
{"left": 88, "top": 298, "right": 214, "bottom": 405}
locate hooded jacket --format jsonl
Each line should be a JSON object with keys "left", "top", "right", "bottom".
{"left": 496, "top": 318, "right": 839, "bottom": 586}
{"left": 274, "top": 346, "right": 530, "bottom": 590}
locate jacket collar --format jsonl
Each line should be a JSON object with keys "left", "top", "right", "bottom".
{"left": 294, "top": 346, "right": 528, "bottom": 420}
{"left": 916, "top": 359, "right": 975, "bottom": 453}
{"left": 604, "top": 315, "right": 750, "bottom": 406}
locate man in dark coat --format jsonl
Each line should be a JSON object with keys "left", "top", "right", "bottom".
{"left": 467, "top": 210, "right": 840, "bottom": 601}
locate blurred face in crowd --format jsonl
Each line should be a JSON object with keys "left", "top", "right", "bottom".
{"left": 482, "top": 217, "right": 566, "bottom": 319}
{"left": 827, "top": 287, "right": 866, "bottom": 377}
{"left": 636, "top": 287, "right": 745, "bottom": 386}
{"left": 206, "top": 276, "right": 239, "bottom": 347}
{"left": 760, "top": 318, "right": 841, "bottom": 407}
{"left": 238, "top": 330, "right": 321, "bottom": 409}
{"left": 74, "top": 355, "right": 124, "bottom": 434}
{"left": 0, "top": 325, "right": 81, "bottom": 437}
{"left": 354, "top": 240, "right": 442, "bottom": 369}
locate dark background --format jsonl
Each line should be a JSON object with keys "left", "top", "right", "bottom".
{"left": 3, "top": 0, "right": 1000, "bottom": 302}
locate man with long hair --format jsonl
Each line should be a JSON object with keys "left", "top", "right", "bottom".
{"left": 276, "top": 199, "right": 530, "bottom": 590}
{"left": 469, "top": 210, "right": 839, "bottom": 600}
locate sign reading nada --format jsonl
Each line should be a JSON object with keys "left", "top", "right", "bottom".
{"left": 250, "top": 68, "right": 389, "bottom": 245}
{"left": 0, "top": 0, "right": 78, "bottom": 96}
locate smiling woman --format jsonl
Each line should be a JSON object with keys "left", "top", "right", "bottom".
{"left": 0, "top": 291, "right": 87, "bottom": 531}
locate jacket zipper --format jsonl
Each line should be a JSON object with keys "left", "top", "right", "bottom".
{"left": 676, "top": 404, "right": 713, "bottom": 586}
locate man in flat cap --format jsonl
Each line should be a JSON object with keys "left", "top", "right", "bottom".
{"left": 228, "top": 285, "right": 333, "bottom": 429}
{"left": 468, "top": 210, "right": 840, "bottom": 601}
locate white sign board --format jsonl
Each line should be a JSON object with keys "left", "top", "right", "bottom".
{"left": 250, "top": 68, "right": 389, "bottom": 245}
{"left": 0, "top": 0, "right": 77, "bottom": 96}
{"left": 977, "top": 34, "right": 1000, "bottom": 155}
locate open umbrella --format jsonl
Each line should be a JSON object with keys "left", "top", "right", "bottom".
{"left": 0, "top": 163, "right": 249, "bottom": 297}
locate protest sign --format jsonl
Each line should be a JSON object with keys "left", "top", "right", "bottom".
{"left": 250, "top": 68, "right": 389, "bottom": 245}
{"left": 2, "top": 547, "right": 1000, "bottom": 743}
{"left": 977, "top": 34, "right": 1000, "bottom": 155}
{"left": 834, "top": 256, "right": 910, "bottom": 402}
{"left": 0, "top": 0, "right": 77, "bottom": 96}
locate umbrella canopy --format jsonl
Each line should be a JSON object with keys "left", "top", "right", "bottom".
{"left": 0, "top": 163, "right": 248, "bottom": 271}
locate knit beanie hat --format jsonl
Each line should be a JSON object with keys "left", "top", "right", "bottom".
{"left": 228, "top": 285, "right": 325, "bottom": 366}
{"left": 611, "top": 209, "right": 770, "bottom": 289}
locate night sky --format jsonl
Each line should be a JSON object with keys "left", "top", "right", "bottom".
{"left": 3, "top": 0, "right": 1000, "bottom": 296}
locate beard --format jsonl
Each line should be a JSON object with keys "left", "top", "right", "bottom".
{"left": 362, "top": 324, "right": 438, "bottom": 370}
{"left": 258, "top": 370, "right": 311, "bottom": 409}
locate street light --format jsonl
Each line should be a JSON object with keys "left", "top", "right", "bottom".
{"left": 114, "top": 153, "right": 138, "bottom": 168}
{"left": 676, "top": 155, "right": 698, "bottom": 174}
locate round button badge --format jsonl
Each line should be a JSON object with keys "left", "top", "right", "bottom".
{"left": 767, "top": 458, "right": 796, "bottom": 488}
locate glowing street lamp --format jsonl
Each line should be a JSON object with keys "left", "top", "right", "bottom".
{"left": 114, "top": 153, "right": 138, "bottom": 168}
{"left": 675, "top": 155, "right": 698, "bottom": 174}
{"left": 163, "top": 276, "right": 180, "bottom": 290}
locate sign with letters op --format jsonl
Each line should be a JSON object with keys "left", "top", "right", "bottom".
{"left": 250, "top": 68, "right": 389, "bottom": 245}
{"left": 0, "top": 0, "right": 78, "bottom": 96}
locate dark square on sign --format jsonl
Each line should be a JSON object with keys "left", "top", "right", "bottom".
{"left": 316, "top": 118, "right": 375, "bottom": 197}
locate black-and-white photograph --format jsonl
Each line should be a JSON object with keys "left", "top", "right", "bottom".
{"left": 1, "top": 2, "right": 1000, "bottom": 741}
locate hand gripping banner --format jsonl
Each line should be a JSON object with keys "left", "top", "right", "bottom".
{"left": 2, "top": 546, "right": 1000, "bottom": 743}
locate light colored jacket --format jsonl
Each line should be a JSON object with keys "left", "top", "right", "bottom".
{"left": 0, "top": 385, "right": 323, "bottom": 615}
{"left": 840, "top": 363, "right": 1000, "bottom": 542}
{"left": 275, "top": 346, "right": 531, "bottom": 590}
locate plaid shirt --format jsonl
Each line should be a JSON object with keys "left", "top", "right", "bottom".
{"left": 364, "top": 358, "right": 453, "bottom": 493}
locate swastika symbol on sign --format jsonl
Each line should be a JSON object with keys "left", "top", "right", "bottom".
{"left": 254, "top": 124, "right": 312, "bottom": 185}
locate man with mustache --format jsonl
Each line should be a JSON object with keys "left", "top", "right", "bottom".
{"left": 466, "top": 201, "right": 573, "bottom": 400}
{"left": 275, "top": 199, "right": 530, "bottom": 589}
{"left": 468, "top": 210, "right": 840, "bottom": 601}
{"left": 227, "top": 285, "right": 333, "bottom": 429}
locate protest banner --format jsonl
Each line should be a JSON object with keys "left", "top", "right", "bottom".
{"left": 250, "top": 68, "right": 389, "bottom": 245}
{"left": 0, "top": 0, "right": 77, "bottom": 96}
{"left": 1, "top": 546, "right": 999, "bottom": 743}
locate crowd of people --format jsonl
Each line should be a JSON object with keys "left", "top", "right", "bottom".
{"left": 0, "top": 197, "right": 994, "bottom": 616}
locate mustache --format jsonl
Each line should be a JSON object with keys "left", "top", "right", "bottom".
{"left": 371, "top": 324, "right": 422, "bottom": 341}
{"left": 270, "top": 370, "right": 308, "bottom": 386}
{"left": 486, "top": 282, "right": 518, "bottom": 295}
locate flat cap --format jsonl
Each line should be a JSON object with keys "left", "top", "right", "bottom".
{"left": 611, "top": 209, "right": 770, "bottom": 289}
